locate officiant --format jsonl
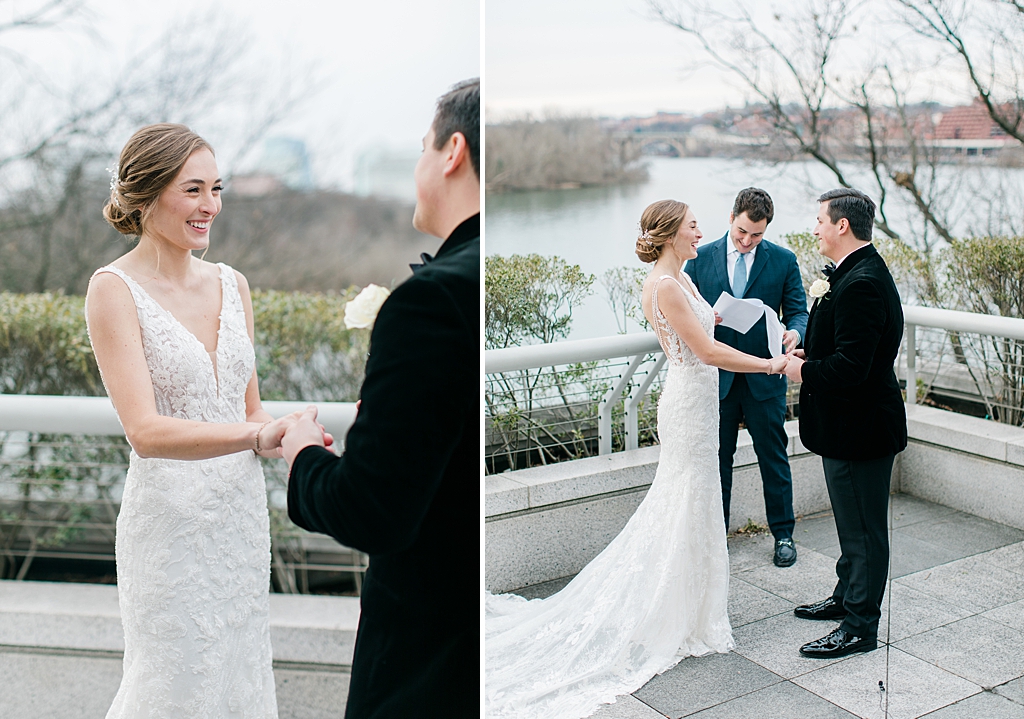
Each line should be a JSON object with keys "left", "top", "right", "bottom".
{"left": 684, "top": 187, "right": 808, "bottom": 567}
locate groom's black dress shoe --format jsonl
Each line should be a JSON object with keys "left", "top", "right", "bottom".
{"left": 773, "top": 538, "right": 797, "bottom": 567}
{"left": 799, "top": 628, "right": 876, "bottom": 658}
{"left": 794, "top": 597, "right": 847, "bottom": 621}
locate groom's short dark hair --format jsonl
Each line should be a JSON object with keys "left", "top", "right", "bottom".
{"left": 732, "top": 187, "right": 774, "bottom": 224}
{"left": 432, "top": 78, "right": 479, "bottom": 178}
{"left": 818, "top": 188, "right": 875, "bottom": 241}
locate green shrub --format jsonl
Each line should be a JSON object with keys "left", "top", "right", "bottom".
{"left": 0, "top": 289, "right": 368, "bottom": 401}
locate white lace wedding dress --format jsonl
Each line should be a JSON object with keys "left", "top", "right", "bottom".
{"left": 89, "top": 263, "right": 278, "bottom": 719}
{"left": 486, "top": 274, "right": 733, "bottom": 719}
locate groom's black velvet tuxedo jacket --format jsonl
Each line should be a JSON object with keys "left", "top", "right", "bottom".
{"left": 288, "top": 214, "right": 479, "bottom": 719}
{"left": 799, "top": 243, "right": 907, "bottom": 460}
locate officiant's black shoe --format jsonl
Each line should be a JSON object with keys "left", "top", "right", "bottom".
{"left": 773, "top": 538, "right": 797, "bottom": 567}
{"left": 799, "top": 628, "right": 876, "bottom": 659}
{"left": 794, "top": 597, "right": 846, "bottom": 621}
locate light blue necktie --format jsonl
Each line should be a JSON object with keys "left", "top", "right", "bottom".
{"left": 732, "top": 253, "right": 747, "bottom": 297}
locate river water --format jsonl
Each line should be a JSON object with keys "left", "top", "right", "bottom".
{"left": 485, "top": 156, "right": 1024, "bottom": 339}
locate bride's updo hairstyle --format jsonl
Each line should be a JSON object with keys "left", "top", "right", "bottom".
{"left": 103, "top": 123, "right": 214, "bottom": 237}
{"left": 636, "top": 199, "right": 690, "bottom": 263}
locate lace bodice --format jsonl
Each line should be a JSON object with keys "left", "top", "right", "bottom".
{"left": 91, "top": 263, "right": 254, "bottom": 426}
{"left": 651, "top": 273, "right": 716, "bottom": 370}
{"left": 87, "top": 262, "right": 277, "bottom": 719}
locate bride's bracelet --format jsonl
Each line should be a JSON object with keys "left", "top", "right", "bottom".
{"left": 254, "top": 421, "right": 271, "bottom": 454}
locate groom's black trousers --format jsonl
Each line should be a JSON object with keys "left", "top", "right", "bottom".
{"left": 823, "top": 454, "right": 894, "bottom": 640}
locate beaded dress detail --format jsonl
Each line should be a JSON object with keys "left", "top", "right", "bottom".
{"left": 485, "top": 273, "right": 733, "bottom": 719}
{"left": 88, "top": 263, "right": 277, "bottom": 719}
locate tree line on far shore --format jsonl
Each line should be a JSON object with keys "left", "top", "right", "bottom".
{"left": 486, "top": 117, "right": 649, "bottom": 193}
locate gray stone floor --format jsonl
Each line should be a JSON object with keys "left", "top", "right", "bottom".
{"left": 517, "top": 493, "right": 1024, "bottom": 719}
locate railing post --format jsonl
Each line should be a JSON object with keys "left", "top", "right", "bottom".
{"left": 598, "top": 354, "right": 645, "bottom": 455}
{"left": 906, "top": 322, "right": 917, "bottom": 406}
{"left": 625, "top": 354, "right": 667, "bottom": 451}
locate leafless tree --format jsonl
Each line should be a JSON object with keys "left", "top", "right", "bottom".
{"left": 0, "top": 7, "right": 319, "bottom": 292}
{"left": 647, "top": 0, "right": 973, "bottom": 304}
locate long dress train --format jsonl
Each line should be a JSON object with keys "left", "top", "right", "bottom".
{"left": 486, "top": 274, "right": 733, "bottom": 719}
{"left": 89, "top": 263, "right": 278, "bottom": 718}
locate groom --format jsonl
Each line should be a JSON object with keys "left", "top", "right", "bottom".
{"left": 280, "top": 79, "right": 480, "bottom": 717}
{"left": 784, "top": 188, "right": 907, "bottom": 658}
{"left": 684, "top": 187, "right": 807, "bottom": 568}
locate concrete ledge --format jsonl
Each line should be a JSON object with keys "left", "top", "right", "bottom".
{"left": 902, "top": 404, "right": 1024, "bottom": 531}
{"left": 0, "top": 580, "right": 360, "bottom": 668}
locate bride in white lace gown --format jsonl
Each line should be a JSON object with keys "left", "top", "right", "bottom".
{"left": 86, "top": 124, "right": 318, "bottom": 718}
{"left": 486, "top": 200, "right": 789, "bottom": 719}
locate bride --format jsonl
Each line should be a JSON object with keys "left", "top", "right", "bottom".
{"left": 485, "top": 199, "right": 790, "bottom": 719}
{"left": 86, "top": 123, "right": 327, "bottom": 717}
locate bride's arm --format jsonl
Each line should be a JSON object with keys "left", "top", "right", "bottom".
{"left": 86, "top": 272, "right": 281, "bottom": 460}
{"left": 657, "top": 281, "right": 786, "bottom": 374}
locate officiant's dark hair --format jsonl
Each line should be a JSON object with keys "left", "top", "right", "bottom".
{"left": 432, "top": 78, "right": 479, "bottom": 178}
{"left": 818, "top": 188, "right": 875, "bottom": 241}
{"left": 103, "top": 123, "right": 213, "bottom": 237}
{"left": 636, "top": 199, "right": 690, "bottom": 263}
{"left": 732, "top": 187, "right": 774, "bottom": 224}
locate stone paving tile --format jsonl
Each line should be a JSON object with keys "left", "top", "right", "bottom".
{"left": 591, "top": 695, "right": 668, "bottom": 719}
{"left": 888, "top": 530, "right": 965, "bottom": 579}
{"left": 0, "top": 650, "right": 121, "bottom": 719}
{"left": 982, "top": 599, "right": 1024, "bottom": 633}
{"left": 917, "top": 689, "right": 1024, "bottom": 718}
{"left": 275, "top": 670, "right": 351, "bottom": 719}
{"left": 731, "top": 611, "right": 853, "bottom": 680}
{"left": 737, "top": 546, "right": 839, "bottom": 605}
{"left": 895, "top": 556, "right": 1024, "bottom": 613}
{"left": 877, "top": 582, "right": 973, "bottom": 644}
{"left": 513, "top": 574, "right": 573, "bottom": 600}
{"left": 888, "top": 494, "right": 959, "bottom": 529}
{"left": 791, "top": 647, "right": 980, "bottom": 719}
{"left": 728, "top": 576, "right": 794, "bottom": 628}
{"left": 895, "top": 614, "right": 1024, "bottom": 688}
{"left": 686, "top": 680, "right": 859, "bottom": 718}
{"left": 726, "top": 532, "right": 776, "bottom": 574}
{"left": 897, "top": 512, "right": 1024, "bottom": 559}
{"left": 978, "top": 541, "right": 1024, "bottom": 576}
{"left": 793, "top": 513, "right": 841, "bottom": 554}
{"left": 994, "top": 676, "right": 1024, "bottom": 706}
{"left": 633, "top": 650, "right": 782, "bottom": 717}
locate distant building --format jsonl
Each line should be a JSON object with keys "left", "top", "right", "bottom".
{"left": 231, "top": 137, "right": 314, "bottom": 196}
{"left": 353, "top": 147, "right": 419, "bottom": 202}
{"left": 932, "top": 101, "right": 1018, "bottom": 155}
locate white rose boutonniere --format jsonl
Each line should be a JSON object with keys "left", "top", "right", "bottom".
{"left": 344, "top": 284, "right": 391, "bottom": 329}
{"left": 809, "top": 278, "right": 831, "bottom": 300}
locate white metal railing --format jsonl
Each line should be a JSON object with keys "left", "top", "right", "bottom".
{"left": 485, "top": 305, "right": 1024, "bottom": 457}
{"left": 0, "top": 395, "right": 357, "bottom": 440}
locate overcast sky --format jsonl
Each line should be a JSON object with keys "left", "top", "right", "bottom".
{"left": 2, "top": 0, "right": 479, "bottom": 190}
{"left": 486, "top": 0, "right": 973, "bottom": 119}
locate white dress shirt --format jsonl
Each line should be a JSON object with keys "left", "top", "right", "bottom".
{"left": 726, "top": 239, "right": 757, "bottom": 290}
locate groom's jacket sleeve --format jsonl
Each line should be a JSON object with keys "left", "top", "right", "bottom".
{"left": 800, "top": 277, "right": 887, "bottom": 389}
{"left": 286, "top": 271, "right": 471, "bottom": 556}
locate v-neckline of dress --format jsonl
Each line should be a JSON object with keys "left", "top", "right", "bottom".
{"left": 116, "top": 263, "right": 228, "bottom": 391}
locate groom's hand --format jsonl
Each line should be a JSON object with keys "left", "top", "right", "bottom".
{"left": 282, "top": 405, "right": 329, "bottom": 469}
{"left": 784, "top": 354, "right": 805, "bottom": 382}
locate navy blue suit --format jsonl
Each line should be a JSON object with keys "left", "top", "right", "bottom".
{"left": 684, "top": 233, "right": 808, "bottom": 538}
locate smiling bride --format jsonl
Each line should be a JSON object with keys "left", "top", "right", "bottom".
{"left": 85, "top": 123, "right": 325, "bottom": 718}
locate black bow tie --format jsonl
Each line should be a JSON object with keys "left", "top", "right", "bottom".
{"left": 822, "top": 262, "right": 837, "bottom": 278}
{"left": 410, "top": 252, "right": 434, "bottom": 274}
